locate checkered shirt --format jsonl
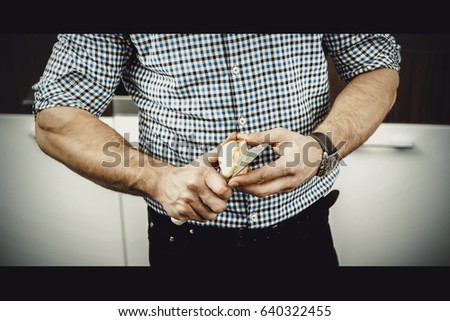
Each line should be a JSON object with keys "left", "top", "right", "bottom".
{"left": 32, "top": 34, "right": 401, "bottom": 229}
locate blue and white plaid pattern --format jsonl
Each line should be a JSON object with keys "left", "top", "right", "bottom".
{"left": 33, "top": 33, "right": 401, "bottom": 229}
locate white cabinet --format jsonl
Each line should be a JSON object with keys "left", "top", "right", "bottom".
{"left": 112, "top": 115, "right": 149, "bottom": 266}
{"left": 330, "top": 123, "right": 450, "bottom": 266}
{"left": 0, "top": 115, "right": 125, "bottom": 265}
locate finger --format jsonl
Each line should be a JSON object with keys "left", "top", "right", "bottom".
{"left": 189, "top": 198, "right": 219, "bottom": 221}
{"left": 237, "top": 131, "right": 271, "bottom": 146}
{"left": 199, "top": 189, "right": 227, "bottom": 214}
{"left": 237, "top": 128, "right": 286, "bottom": 146}
{"left": 204, "top": 132, "right": 238, "bottom": 165}
{"left": 222, "top": 132, "right": 238, "bottom": 144}
{"left": 204, "top": 168, "right": 233, "bottom": 200}
{"left": 228, "top": 158, "right": 291, "bottom": 187}
{"left": 171, "top": 204, "right": 204, "bottom": 222}
{"left": 234, "top": 176, "right": 298, "bottom": 198}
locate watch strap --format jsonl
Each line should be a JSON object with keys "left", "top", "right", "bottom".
{"left": 308, "top": 131, "right": 339, "bottom": 177}
{"left": 309, "top": 132, "right": 337, "bottom": 155}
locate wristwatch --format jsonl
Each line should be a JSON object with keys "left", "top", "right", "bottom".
{"left": 308, "top": 132, "right": 340, "bottom": 177}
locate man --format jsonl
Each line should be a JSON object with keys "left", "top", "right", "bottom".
{"left": 33, "top": 34, "right": 400, "bottom": 272}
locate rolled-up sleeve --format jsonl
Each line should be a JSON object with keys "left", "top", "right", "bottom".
{"left": 32, "top": 33, "right": 132, "bottom": 117}
{"left": 323, "top": 34, "right": 401, "bottom": 84}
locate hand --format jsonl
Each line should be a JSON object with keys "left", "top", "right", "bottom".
{"left": 154, "top": 134, "right": 237, "bottom": 223}
{"left": 227, "top": 128, "right": 322, "bottom": 198}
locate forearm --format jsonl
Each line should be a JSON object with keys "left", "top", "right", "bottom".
{"left": 35, "top": 107, "right": 166, "bottom": 198}
{"left": 316, "top": 68, "right": 399, "bottom": 158}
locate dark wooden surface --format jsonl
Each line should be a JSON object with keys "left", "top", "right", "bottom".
{"left": 2, "top": 34, "right": 449, "bottom": 124}
{"left": 0, "top": 34, "right": 57, "bottom": 114}
{"left": 320, "top": 34, "right": 450, "bottom": 125}
{"left": 385, "top": 48, "right": 450, "bottom": 124}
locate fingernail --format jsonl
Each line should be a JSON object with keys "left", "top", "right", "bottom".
{"left": 229, "top": 181, "right": 239, "bottom": 187}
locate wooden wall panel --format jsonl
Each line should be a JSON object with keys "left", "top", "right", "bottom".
{"left": 0, "top": 34, "right": 57, "bottom": 114}
{"left": 385, "top": 50, "right": 450, "bottom": 124}
{"left": 328, "top": 34, "right": 450, "bottom": 125}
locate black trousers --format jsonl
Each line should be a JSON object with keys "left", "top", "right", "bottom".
{"left": 147, "top": 190, "right": 340, "bottom": 274}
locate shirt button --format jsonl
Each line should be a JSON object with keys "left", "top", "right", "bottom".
{"left": 250, "top": 213, "right": 258, "bottom": 222}
{"left": 231, "top": 65, "right": 240, "bottom": 75}
{"left": 238, "top": 116, "right": 246, "bottom": 126}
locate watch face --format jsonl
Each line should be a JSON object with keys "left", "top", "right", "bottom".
{"left": 324, "top": 152, "right": 340, "bottom": 175}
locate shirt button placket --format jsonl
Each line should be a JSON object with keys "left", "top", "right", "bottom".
{"left": 238, "top": 116, "right": 246, "bottom": 126}
{"left": 231, "top": 64, "right": 247, "bottom": 131}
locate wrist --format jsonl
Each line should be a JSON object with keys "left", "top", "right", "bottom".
{"left": 131, "top": 151, "right": 173, "bottom": 200}
{"left": 303, "top": 135, "right": 323, "bottom": 176}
